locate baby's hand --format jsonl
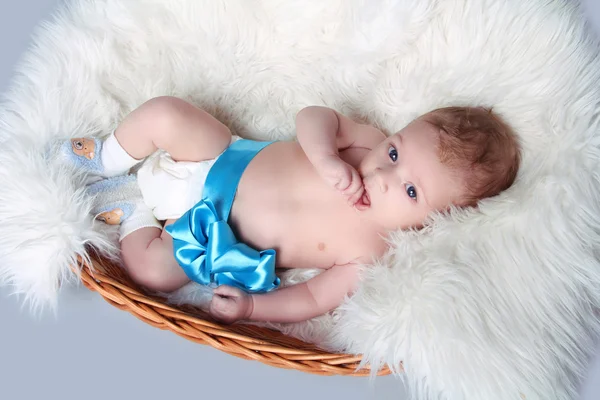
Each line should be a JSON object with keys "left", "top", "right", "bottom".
{"left": 209, "top": 285, "right": 254, "bottom": 324}
{"left": 317, "top": 155, "right": 364, "bottom": 206}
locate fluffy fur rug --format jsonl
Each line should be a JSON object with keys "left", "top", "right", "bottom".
{"left": 1, "top": 0, "right": 600, "bottom": 399}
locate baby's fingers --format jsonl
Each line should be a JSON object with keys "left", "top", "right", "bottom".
{"left": 214, "top": 285, "right": 242, "bottom": 298}
{"left": 342, "top": 168, "right": 364, "bottom": 205}
{"left": 347, "top": 185, "right": 364, "bottom": 206}
{"left": 210, "top": 296, "right": 237, "bottom": 324}
{"left": 333, "top": 167, "right": 352, "bottom": 191}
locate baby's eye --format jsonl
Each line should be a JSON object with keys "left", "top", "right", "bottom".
{"left": 405, "top": 183, "right": 417, "bottom": 201}
{"left": 388, "top": 145, "right": 398, "bottom": 162}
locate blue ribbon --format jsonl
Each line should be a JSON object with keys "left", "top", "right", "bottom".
{"left": 165, "top": 139, "right": 280, "bottom": 293}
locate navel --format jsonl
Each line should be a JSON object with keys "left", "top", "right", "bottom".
{"left": 317, "top": 242, "right": 326, "bottom": 251}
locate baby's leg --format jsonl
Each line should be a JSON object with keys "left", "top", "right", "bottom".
{"left": 59, "top": 97, "right": 232, "bottom": 180}
{"left": 115, "top": 96, "right": 232, "bottom": 162}
{"left": 120, "top": 220, "right": 189, "bottom": 293}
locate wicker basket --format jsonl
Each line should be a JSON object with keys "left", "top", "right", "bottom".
{"left": 76, "top": 253, "right": 392, "bottom": 376}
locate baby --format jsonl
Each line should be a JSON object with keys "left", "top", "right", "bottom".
{"left": 61, "top": 96, "right": 520, "bottom": 324}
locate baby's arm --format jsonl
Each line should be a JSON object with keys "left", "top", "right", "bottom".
{"left": 296, "top": 107, "right": 386, "bottom": 205}
{"left": 296, "top": 106, "right": 386, "bottom": 159}
{"left": 209, "top": 264, "right": 360, "bottom": 324}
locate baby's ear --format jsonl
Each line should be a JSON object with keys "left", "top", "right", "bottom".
{"left": 114, "top": 208, "right": 124, "bottom": 217}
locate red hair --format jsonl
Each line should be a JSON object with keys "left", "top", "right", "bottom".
{"left": 423, "top": 106, "right": 520, "bottom": 206}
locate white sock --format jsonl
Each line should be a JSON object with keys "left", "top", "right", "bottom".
{"left": 119, "top": 199, "right": 163, "bottom": 242}
{"left": 101, "top": 131, "right": 142, "bottom": 177}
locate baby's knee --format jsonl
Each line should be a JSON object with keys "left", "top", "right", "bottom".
{"left": 142, "top": 96, "right": 185, "bottom": 117}
{"left": 122, "top": 246, "right": 174, "bottom": 292}
{"left": 138, "top": 97, "right": 189, "bottom": 137}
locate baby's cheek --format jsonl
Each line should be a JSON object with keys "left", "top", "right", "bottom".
{"left": 357, "top": 150, "right": 380, "bottom": 175}
{"left": 415, "top": 207, "right": 434, "bottom": 226}
{"left": 389, "top": 196, "right": 420, "bottom": 229}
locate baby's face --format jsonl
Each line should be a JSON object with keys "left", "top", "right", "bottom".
{"left": 357, "top": 118, "right": 464, "bottom": 231}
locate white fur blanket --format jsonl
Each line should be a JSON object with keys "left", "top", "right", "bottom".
{"left": 1, "top": 0, "right": 600, "bottom": 399}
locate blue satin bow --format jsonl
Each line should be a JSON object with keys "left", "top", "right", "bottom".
{"left": 165, "top": 138, "right": 280, "bottom": 293}
{"left": 166, "top": 198, "right": 279, "bottom": 292}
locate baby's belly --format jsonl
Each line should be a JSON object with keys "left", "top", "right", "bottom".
{"left": 235, "top": 204, "right": 345, "bottom": 269}
{"left": 231, "top": 194, "right": 346, "bottom": 269}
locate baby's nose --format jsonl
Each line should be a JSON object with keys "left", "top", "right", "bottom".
{"left": 376, "top": 173, "right": 388, "bottom": 193}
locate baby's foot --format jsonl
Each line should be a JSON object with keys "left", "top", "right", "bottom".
{"left": 87, "top": 174, "right": 162, "bottom": 240}
{"left": 95, "top": 202, "right": 135, "bottom": 225}
{"left": 87, "top": 175, "right": 137, "bottom": 224}
{"left": 56, "top": 132, "right": 140, "bottom": 181}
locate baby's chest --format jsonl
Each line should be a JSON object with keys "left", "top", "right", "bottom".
{"left": 275, "top": 217, "right": 366, "bottom": 269}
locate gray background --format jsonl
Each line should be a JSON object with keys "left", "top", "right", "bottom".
{"left": 1, "top": 1, "right": 599, "bottom": 399}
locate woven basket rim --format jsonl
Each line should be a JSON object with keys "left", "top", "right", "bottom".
{"left": 77, "top": 254, "right": 394, "bottom": 376}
